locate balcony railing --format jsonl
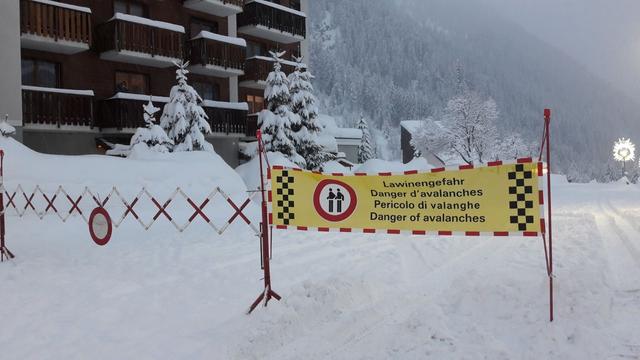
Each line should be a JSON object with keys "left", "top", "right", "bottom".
{"left": 188, "top": 32, "right": 246, "bottom": 76}
{"left": 97, "top": 14, "right": 184, "bottom": 66}
{"left": 240, "top": 56, "right": 298, "bottom": 88}
{"left": 246, "top": 114, "right": 259, "bottom": 137}
{"left": 20, "top": 0, "right": 92, "bottom": 50}
{"left": 99, "top": 93, "right": 248, "bottom": 135}
{"left": 22, "top": 86, "right": 94, "bottom": 127}
{"left": 238, "top": 1, "right": 306, "bottom": 43}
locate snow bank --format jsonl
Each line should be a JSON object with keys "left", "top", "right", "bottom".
{"left": 0, "top": 137, "right": 247, "bottom": 196}
{"left": 322, "top": 160, "right": 353, "bottom": 174}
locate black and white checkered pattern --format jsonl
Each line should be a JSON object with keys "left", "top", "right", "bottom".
{"left": 275, "top": 170, "right": 295, "bottom": 225}
{"left": 508, "top": 164, "right": 535, "bottom": 231}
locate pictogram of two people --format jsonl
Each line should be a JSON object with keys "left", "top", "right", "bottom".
{"left": 327, "top": 188, "right": 345, "bottom": 213}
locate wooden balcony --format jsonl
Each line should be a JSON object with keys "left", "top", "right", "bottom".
{"left": 97, "top": 14, "right": 185, "bottom": 68}
{"left": 239, "top": 56, "right": 299, "bottom": 90}
{"left": 98, "top": 93, "right": 249, "bottom": 135}
{"left": 182, "top": 0, "right": 243, "bottom": 17}
{"left": 20, "top": 0, "right": 92, "bottom": 54}
{"left": 22, "top": 86, "right": 94, "bottom": 128}
{"left": 188, "top": 32, "right": 246, "bottom": 77}
{"left": 238, "top": 0, "right": 306, "bottom": 44}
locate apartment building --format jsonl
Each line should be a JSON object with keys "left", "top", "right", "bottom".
{"left": 0, "top": 0, "right": 309, "bottom": 166}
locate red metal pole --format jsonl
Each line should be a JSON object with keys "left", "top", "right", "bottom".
{"left": 544, "top": 108, "right": 553, "bottom": 322}
{"left": 248, "top": 130, "right": 280, "bottom": 314}
{"left": 0, "top": 149, "right": 14, "bottom": 262}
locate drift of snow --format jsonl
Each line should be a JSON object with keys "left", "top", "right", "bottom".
{"left": 2, "top": 137, "right": 640, "bottom": 359}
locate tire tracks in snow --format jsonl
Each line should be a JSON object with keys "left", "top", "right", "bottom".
{"left": 264, "top": 237, "right": 515, "bottom": 359}
{"left": 595, "top": 199, "right": 640, "bottom": 292}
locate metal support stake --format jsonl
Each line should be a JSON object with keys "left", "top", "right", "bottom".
{"left": 248, "top": 130, "right": 281, "bottom": 314}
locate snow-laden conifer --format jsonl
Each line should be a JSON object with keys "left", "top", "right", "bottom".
{"left": 288, "top": 56, "right": 332, "bottom": 170}
{"left": 259, "top": 51, "right": 305, "bottom": 167}
{"left": 160, "top": 61, "right": 213, "bottom": 152}
{"left": 130, "top": 97, "right": 173, "bottom": 153}
{"left": 357, "top": 115, "right": 375, "bottom": 163}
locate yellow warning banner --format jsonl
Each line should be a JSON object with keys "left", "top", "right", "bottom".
{"left": 270, "top": 162, "right": 544, "bottom": 235}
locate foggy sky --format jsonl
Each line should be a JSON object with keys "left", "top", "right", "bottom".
{"left": 475, "top": 0, "right": 640, "bottom": 102}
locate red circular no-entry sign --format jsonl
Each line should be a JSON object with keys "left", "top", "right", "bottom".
{"left": 89, "top": 207, "right": 112, "bottom": 246}
{"left": 313, "top": 179, "right": 358, "bottom": 222}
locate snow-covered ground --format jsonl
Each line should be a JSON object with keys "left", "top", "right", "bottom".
{"left": 1, "top": 139, "right": 639, "bottom": 359}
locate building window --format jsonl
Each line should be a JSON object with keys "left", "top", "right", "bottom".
{"left": 246, "top": 95, "right": 264, "bottom": 114}
{"left": 192, "top": 81, "right": 219, "bottom": 101}
{"left": 21, "top": 59, "right": 60, "bottom": 88}
{"left": 115, "top": 71, "right": 149, "bottom": 94}
{"left": 114, "top": 0, "right": 146, "bottom": 17}
{"left": 190, "top": 18, "right": 219, "bottom": 38}
{"left": 290, "top": 0, "right": 301, "bottom": 11}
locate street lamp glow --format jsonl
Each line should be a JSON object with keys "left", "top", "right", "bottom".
{"left": 613, "top": 138, "right": 635, "bottom": 162}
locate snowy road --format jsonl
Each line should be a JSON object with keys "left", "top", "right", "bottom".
{"left": 1, "top": 180, "right": 640, "bottom": 359}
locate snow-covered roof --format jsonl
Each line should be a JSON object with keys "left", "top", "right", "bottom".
{"left": 33, "top": 0, "right": 91, "bottom": 13}
{"left": 317, "top": 114, "right": 362, "bottom": 140}
{"left": 245, "top": 0, "right": 307, "bottom": 18}
{"left": 107, "top": 93, "right": 248, "bottom": 111}
{"left": 22, "top": 85, "right": 94, "bottom": 97}
{"left": 400, "top": 120, "right": 424, "bottom": 135}
{"left": 191, "top": 31, "right": 247, "bottom": 47}
{"left": 248, "top": 56, "right": 307, "bottom": 69}
{"left": 316, "top": 134, "right": 338, "bottom": 153}
{"left": 110, "top": 13, "right": 185, "bottom": 33}
{"left": 332, "top": 128, "right": 362, "bottom": 140}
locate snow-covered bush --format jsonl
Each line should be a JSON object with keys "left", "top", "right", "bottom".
{"left": 160, "top": 61, "right": 213, "bottom": 152}
{"left": 0, "top": 115, "right": 16, "bottom": 137}
{"left": 130, "top": 98, "right": 173, "bottom": 153}
{"left": 259, "top": 51, "right": 304, "bottom": 167}
{"left": 288, "top": 56, "right": 333, "bottom": 170}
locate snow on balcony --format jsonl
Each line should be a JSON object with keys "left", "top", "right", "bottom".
{"left": 98, "top": 13, "right": 184, "bottom": 68}
{"left": 237, "top": 0, "right": 306, "bottom": 44}
{"left": 20, "top": 0, "right": 92, "bottom": 54}
{"left": 183, "top": 0, "right": 243, "bottom": 17}
{"left": 189, "top": 31, "right": 246, "bottom": 78}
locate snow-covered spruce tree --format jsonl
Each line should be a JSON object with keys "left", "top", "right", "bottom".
{"left": 130, "top": 97, "right": 173, "bottom": 152}
{"left": 259, "top": 51, "right": 305, "bottom": 167}
{"left": 442, "top": 90, "right": 499, "bottom": 164}
{"left": 356, "top": 115, "right": 375, "bottom": 163}
{"left": 288, "top": 56, "right": 333, "bottom": 170}
{"left": 160, "top": 61, "right": 213, "bottom": 152}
